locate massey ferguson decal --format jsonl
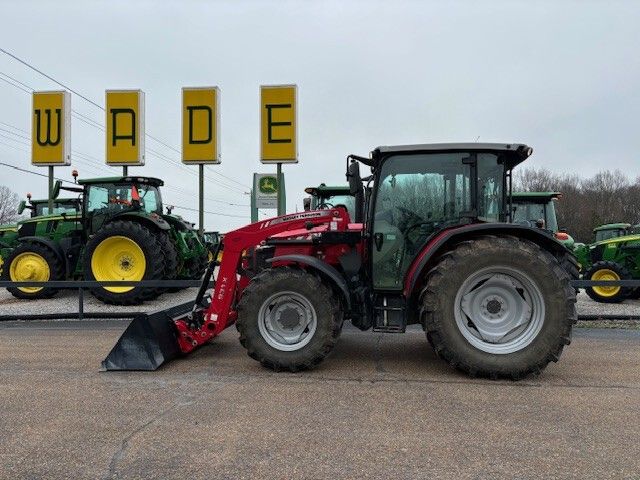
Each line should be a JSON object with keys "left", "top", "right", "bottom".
{"left": 260, "top": 210, "right": 330, "bottom": 228}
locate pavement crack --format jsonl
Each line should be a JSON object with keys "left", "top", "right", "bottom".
{"left": 104, "top": 402, "right": 179, "bottom": 480}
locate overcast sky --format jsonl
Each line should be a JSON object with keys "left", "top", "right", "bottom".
{"left": 0, "top": 0, "right": 638, "bottom": 231}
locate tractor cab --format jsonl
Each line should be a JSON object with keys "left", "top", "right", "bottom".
{"left": 304, "top": 185, "right": 356, "bottom": 219}
{"left": 78, "top": 176, "right": 164, "bottom": 232}
{"left": 593, "top": 223, "right": 632, "bottom": 242}
{"left": 353, "top": 143, "right": 530, "bottom": 291}
{"left": 511, "top": 192, "right": 574, "bottom": 248}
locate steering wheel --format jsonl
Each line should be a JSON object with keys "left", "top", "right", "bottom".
{"left": 396, "top": 206, "right": 423, "bottom": 232}
{"left": 317, "top": 202, "right": 334, "bottom": 210}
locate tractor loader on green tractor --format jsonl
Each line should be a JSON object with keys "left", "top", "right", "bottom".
{"left": 0, "top": 176, "right": 208, "bottom": 305}
{"left": 103, "top": 143, "right": 577, "bottom": 380}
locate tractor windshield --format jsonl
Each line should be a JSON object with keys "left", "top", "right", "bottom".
{"left": 371, "top": 152, "right": 504, "bottom": 289}
{"left": 86, "top": 183, "right": 162, "bottom": 215}
{"left": 34, "top": 201, "right": 79, "bottom": 217}
{"left": 317, "top": 194, "right": 356, "bottom": 219}
{"left": 595, "top": 228, "right": 627, "bottom": 242}
{"left": 512, "top": 200, "right": 558, "bottom": 232}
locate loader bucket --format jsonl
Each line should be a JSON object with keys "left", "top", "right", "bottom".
{"left": 101, "top": 301, "right": 193, "bottom": 371}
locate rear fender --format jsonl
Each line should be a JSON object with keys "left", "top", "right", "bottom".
{"left": 110, "top": 212, "right": 171, "bottom": 232}
{"left": 404, "top": 223, "right": 571, "bottom": 296}
{"left": 266, "top": 254, "right": 352, "bottom": 311}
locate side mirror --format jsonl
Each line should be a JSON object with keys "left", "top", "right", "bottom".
{"left": 303, "top": 197, "right": 311, "bottom": 211}
{"left": 347, "top": 160, "right": 361, "bottom": 195}
{"left": 346, "top": 159, "right": 364, "bottom": 223}
{"left": 52, "top": 180, "right": 62, "bottom": 199}
{"left": 17, "top": 200, "right": 26, "bottom": 214}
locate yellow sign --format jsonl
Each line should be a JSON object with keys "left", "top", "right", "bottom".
{"left": 105, "top": 90, "right": 145, "bottom": 166}
{"left": 182, "top": 87, "right": 220, "bottom": 164}
{"left": 31, "top": 91, "right": 71, "bottom": 166}
{"left": 260, "top": 85, "right": 297, "bottom": 163}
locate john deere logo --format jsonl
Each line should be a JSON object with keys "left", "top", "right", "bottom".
{"left": 259, "top": 176, "right": 278, "bottom": 194}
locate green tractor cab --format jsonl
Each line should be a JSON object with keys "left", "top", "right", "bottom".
{"left": 1, "top": 176, "right": 208, "bottom": 305}
{"left": 574, "top": 225, "right": 640, "bottom": 303}
{"left": 304, "top": 184, "right": 357, "bottom": 220}
{"left": 592, "top": 223, "right": 633, "bottom": 242}
{"left": 511, "top": 192, "right": 574, "bottom": 248}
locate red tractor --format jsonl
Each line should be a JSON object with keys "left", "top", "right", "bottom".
{"left": 104, "top": 143, "right": 577, "bottom": 379}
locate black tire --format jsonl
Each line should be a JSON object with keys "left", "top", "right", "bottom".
{"left": 558, "top": 250, "right": 580, "bottom": 294}
{"left": 236, "top": 267, "right": 343, "bottom": 372}
{"left": 187, "top": 249, "right": 209, "bottom": 279}
{"left": 629, "top": 288, "right": 640, "bottom": 300}
{"left": 583, "top": 260, "right": 631, "bottom": 304}
{"left": 157, "top": 232, "right": 180, "bottom": 293}
{"left": 3, "top": 242, "right": 64, "bottom": 300}
{"left": 420, "top": 235, "right": 576, "bottom": 380}
{"left": 84, "top": 221, "right": 165, "bottom": 305}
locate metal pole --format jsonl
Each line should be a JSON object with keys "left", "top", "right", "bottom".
{"left": 123, "top": 166, "right": 128, "bottom": 176}
{"left": 250, "top": 188, "right": 258, "bottom": 222}
{"left": 277, "top": 162, "right": 283, "bottom": 216}
{"left": 199, "top": 164, "right": 204, "bottom": 235}
{"left": 48, "top": 166, "right": 54, "bottom": 212}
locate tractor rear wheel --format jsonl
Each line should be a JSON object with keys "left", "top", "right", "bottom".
{"left": 3, "top": 242, "right": 64, "bottom": 299}
{"left": 236, "top": 267, "right": 343, "bottom": 371}
{"left": 157, "top": 232, "right": 179, "bottom": 293}
{"left": 84, "top": 221, "right": 165, "bottom": 305}
{"left": 420, "top": 235, "right": 576, "bottom": 380}
{"left": 584, "top": 261, "right": 631, "bottom": 303}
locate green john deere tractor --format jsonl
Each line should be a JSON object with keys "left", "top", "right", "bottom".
{"left": 511, "top": 192, "right": 574, "bottom": 249}
{"left": 0, "top": 189, "right": 83, "bottom": 274}
{"left": 574, "top": 224, "right": 640, "bottom": 303}
{"left": 0, "top": 176, "right": 208, "bottom": 305}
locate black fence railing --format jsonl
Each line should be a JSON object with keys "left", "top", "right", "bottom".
{"left": 1, "top": 279, "right": 639, "bottom": 322}
{"left": 0, "top": 279, "right": 211, "bottom": 321}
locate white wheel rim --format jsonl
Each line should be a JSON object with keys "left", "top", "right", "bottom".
{"left": 453, "top": 266, "right": 545, "bottom": 354}
{"left": 257, "top": 291, "right": 318, "bottom": 351}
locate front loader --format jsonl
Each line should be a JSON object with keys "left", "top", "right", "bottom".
{"left": 104, "top": 143, "right": 577, "bottom": 379}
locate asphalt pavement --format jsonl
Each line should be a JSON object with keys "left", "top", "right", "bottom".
{"left": 1, "top": 321, "right": 639, "bottom": 479}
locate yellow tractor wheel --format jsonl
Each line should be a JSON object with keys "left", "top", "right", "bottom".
{"left": 2, "top": 242, "right": 64, "bottom": 299}
{"left": 84, "top": 221, "right": 165, "bottom": 305}
{"left": 584, "top": 261, "right": 631, "bottom": 304}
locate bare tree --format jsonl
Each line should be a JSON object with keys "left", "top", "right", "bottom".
{"left": 0, "top": 185, "right": 21, "bottom": 224}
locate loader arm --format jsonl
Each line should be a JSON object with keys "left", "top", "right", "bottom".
{"left": 102, "top": 208, "right": 351, "bottom": 370}
{"left": 175, "top": 208, "right": 350, "bottom": 353}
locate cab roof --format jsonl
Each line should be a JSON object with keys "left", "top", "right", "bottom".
{"left": 304, "top": 184, "right": 351, "bottom": 196}
{"left": 77, "top": 176, "right": 164, "bottom": 187}
{"left": 371, "top": 143, "right": 533, "bottom": 169}
{"left": 593, "top": 223, "right": 631, "bottom": 232}
{"left": 512, "top": 192, "right": 562, "bottom": 202}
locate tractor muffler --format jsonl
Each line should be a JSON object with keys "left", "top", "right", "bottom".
{"left": 101, "top": 301, "right": 193, "bottom": 371}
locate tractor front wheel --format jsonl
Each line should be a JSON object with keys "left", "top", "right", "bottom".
{"left": 420, "top": 235, "right": 576, "bottom": 379}
{"left": 584, "top": 261, "right": 631, "bottom": 303}
{"left": 84, "top": 221, "right": 165, "bottom": 305}
{"left": 236, "top": 267, "right": 343, "bottom": 371}
{"left": 3, "top": 242, "right": 64, "bottom": 299}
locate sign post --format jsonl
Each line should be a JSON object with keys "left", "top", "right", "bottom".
{"left": 260, "top": 84, "right": 297, "bottom": 216}
{"left": 182, "top": 87, "right": 221, "bottom": 235}
{"left": 105, "top": 90, "right": 145, "bottom": 175}
{"left": 31, "top": 91, "right": 71, "bottom": 211}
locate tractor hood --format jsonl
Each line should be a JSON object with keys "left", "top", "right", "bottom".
{"left": 590, "top": 233, "right": 640, "bottom": 248}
